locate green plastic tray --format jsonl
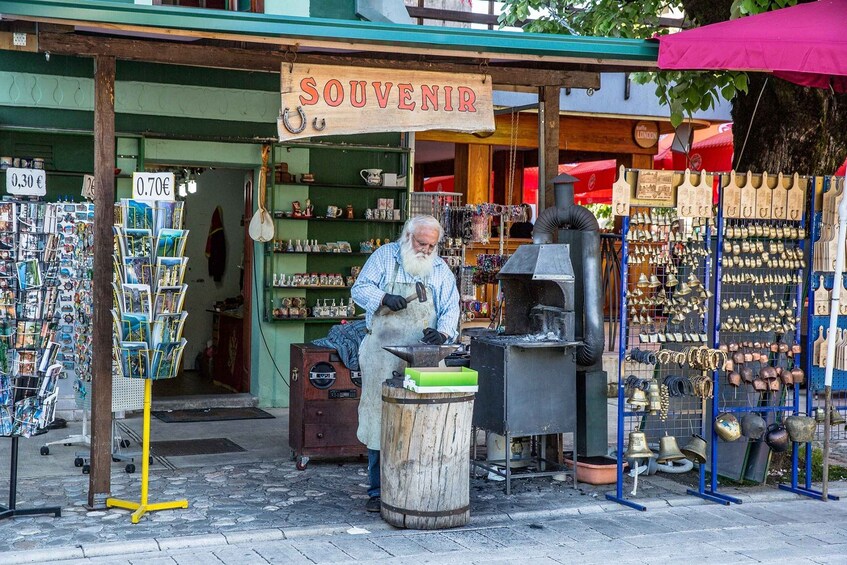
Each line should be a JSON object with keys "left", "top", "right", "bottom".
{"left": 404, "top": 367, "right": 478, "bottom": 387}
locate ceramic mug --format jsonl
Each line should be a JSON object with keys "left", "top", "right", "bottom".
{"left": 326, "top": 205, "right": 343, "bottom": 218}
{"left": 360, "top": 168, "right": 383, "bottom": 186}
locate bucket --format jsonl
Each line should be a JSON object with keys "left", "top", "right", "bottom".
{"left": 486, "top": 433, "right": 532, "bottom": 468}
{"left": 380, "top": 383, "right": 475, "bottom": 529}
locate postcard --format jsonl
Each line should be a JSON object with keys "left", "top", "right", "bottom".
{"left": 16, "top": 259, "right": 42, "bottom": 290}
{"left": 122, "top": 199, "right": 154, "bottom": 231}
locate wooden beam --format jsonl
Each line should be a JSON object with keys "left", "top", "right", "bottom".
{"left": 417, "top": 114, "right": 660, "bottom": 155}
{"left": 540, "top": 86, "right": 560, "bottom": 211}
{"left": 454, "top": 143, "right": 491, "bottom": 204}
{"left": 89, "top": 55, "right": 115, "bottom": 509}
{"left": 36, "top": 31, "right": 601, "bottom": 89}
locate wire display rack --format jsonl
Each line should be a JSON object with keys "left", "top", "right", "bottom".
{"left": 803, "top": 175, "right": 846, "bottom": 501}
{"left": 607, "top": 169, "right": 717, "bottom": 511}
{"left": 700, "top": 175, "right": 806, "bottom": 503}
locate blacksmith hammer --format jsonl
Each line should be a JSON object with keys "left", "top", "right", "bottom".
{"left": 377, "top": 281, "right": 427, "bottom": 314}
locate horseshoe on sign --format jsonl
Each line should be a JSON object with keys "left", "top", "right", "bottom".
{"left": 282, "top": 106, "right": 307, "bottom": 134}
{"left": 312, "top": 117, "right": 326, "bottom": 131}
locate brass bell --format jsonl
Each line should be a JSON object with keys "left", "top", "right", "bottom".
{"left": 681, "top": 434, "right": 708, "bottom": 464}
{"left": 624, "top": 430, "right": 655, "bottom": 460}
{"left": 627, "top": 388, "right": 649, "bottom": 411}
{"left": 648, "top": 274, "right": 662, "bottom": 288}
{"left": 830, "top": 407, "right": 846, "bottom": 426}
{"left": 637, "top": 273, "right": 650, "bottom": 288}
{"left": 714, "top": 413, "right": 742, "bottom": 442}
{"left": 656, "top": 434, "right": 686, "bottom": 463}
{"left": 647, "top": 380, "right": 662, "bottom": 413}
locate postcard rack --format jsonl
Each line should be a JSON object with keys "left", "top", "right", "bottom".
{"left": 0, "top": 199, "right": 63, "bottom": 521}
{"left": 106, "top": 198, "right": 188, "bottom": 523}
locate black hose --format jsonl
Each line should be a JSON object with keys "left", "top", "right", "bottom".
{"left": 531, "top": 206, "right": 604, "bottom": 367}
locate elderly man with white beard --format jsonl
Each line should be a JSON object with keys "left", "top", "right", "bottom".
{"left": 351, "top": 215, "right": 460, "bottom": 513}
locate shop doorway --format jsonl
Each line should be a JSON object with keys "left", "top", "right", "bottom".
{"left": 153, "top": 167, "right": 253, "bottom": 399}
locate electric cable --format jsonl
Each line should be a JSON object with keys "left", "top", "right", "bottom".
{"left": 253, "top": 243, "right": 289, "bottom": 387}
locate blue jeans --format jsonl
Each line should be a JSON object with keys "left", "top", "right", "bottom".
{"left": 367, "top": 449, "right": 380, "bottom": 498}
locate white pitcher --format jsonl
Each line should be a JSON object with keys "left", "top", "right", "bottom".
{"left": 360, "top": 168, "right": 383, "bottom": 186}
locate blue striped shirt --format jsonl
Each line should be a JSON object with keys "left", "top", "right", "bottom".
{"left": 351, "top": 242, "right": 460, "bottom": 340}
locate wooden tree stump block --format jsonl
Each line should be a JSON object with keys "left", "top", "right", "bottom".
{"left": 380, "top": 383, "right": 474, "bottom": 529}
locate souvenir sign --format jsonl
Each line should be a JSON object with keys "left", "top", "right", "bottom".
{"left": 279, "top": 63, "right": 494, "bottom": 141}
{"left": 6, "top": 167, "right": 46, "bottom": 196}
{"left": 132, "top": 172, "right": 175, "bottom": 202}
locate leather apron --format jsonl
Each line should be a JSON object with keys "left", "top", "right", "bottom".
{"left": 356, "top": 265, "right": 436, "bottom": 450}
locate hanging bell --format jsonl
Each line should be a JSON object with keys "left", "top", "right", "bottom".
{"left": 681, "top": 434, "right": 708, "bottom": 464}
{"left": 714, "top": 413, "right": 742, "bottom": 442}
{"left": 637, "top": 273, "right": 650, "bottom": 288}
{"left": 830, "top": 407, "right": 846, "bottom": 426}
{"left": 677, "top": 282, "right": 692, "bottom": 296}
{"left": 813, "top": 406, "right": 827, "bottom": 423}
{"left": 627, "top": 388, "right": 649, "bottom": 411}
{"left": 656, "top": 434, "right": 686, "bottom": 463}
{"left": 624, "top": 431, "right": 655, "bottom": 460}
{"left": 648, "top": 274, "right": 662, "bottom": 288}
{"left": 666, "top": 273, "right": 679, "bottom": 287}
{"left": 647, "top": 380, "right": 662, "bottom": 413}
{"left": 740, "top": 412, "right": 766, "bottom": 440}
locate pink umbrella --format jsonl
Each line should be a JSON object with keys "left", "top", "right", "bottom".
{"left": 657, "top": 0, "right": 847, "bottom": 92}
{"left": 659, "top": 0, "right": 847, "bottom": 501}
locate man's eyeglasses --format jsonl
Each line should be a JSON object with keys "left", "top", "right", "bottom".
{"left": 412, "top": 236, "right": 437, "bottom": 251}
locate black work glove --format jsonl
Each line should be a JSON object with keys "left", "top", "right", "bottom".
{"left": 382, "top": 293, "right": 407, "bottom": 312}
{"left": 421, "top": 327, "right": 447, "bottom": 345}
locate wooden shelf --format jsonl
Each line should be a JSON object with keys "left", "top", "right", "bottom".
{"left": 267, "top": 316, "right": 364, "bottom": 323}
{"left": 271, "top": 214, "right": 403, "bottom": 224}
{"left": 267, "top": 250, "right": 372, "bottom": 256}
{"left": 274, "top": 182, "right": 407, "bottom": 191}
{"left": 266, "top": 285, "right": 353, "bottom": 290}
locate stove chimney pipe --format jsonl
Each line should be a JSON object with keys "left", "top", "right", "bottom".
{"left": 531, "top": 173, "right": 603, "bottom": 368}
{"left": 553, "top": 172, "right": 577, "bottom": 209}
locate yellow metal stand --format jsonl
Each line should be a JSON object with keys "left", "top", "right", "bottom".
{"left": 107, "top": 380, "right": 188, "bottom": 523}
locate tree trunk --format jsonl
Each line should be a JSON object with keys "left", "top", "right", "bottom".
{"left": 684, "top": 0, "right": 847, "bottom": 176}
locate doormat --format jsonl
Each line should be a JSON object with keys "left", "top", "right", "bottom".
{"left": 151, "top": 407, "right": 275, "bottom": 423}
{"left": 151, "top": 437, "right": 246, "bottom": 457}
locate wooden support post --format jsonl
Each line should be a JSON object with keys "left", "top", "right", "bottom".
{"left": 539, "top": 86, "right": 561, "bottom": 211}
{"left": 631, "top": 154, "right": 654, "bottom": 170}
{"left": 89, "top": 55, "right": 115, "bottom": 509}
{"left": 454, "top": 143, "right": 491, "bottom": 204}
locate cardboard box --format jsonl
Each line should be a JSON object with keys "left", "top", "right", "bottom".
{"left": 404, "top": 367, "right": 478, "bottom": 387}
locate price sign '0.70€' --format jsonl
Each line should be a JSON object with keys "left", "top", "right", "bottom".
{"left": 6, "top": 167, "right": 46, "bottom": 196}
{"left": 132, "top": 172, "right": 175, "bottom": 202}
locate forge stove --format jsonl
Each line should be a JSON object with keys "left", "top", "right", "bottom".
{"left": 470, "top": 243, "right": 579, "bottom": 494}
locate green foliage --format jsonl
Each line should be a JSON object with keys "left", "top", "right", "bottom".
{"left": 584, "top": 203, "right": 611, "bottom": 229}
{"left": 498, "top": 0, "right": 790, "bottom": 127}
{"left": 798, "top": 445, "right": 847, "bottom": 482}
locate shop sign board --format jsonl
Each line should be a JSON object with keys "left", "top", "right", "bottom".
{"left": 633, "top": 120, "right": 659, "bottom": 149}
{"left": 279, "top": 63, "right": 495, "bottom": 141}
{"left": 132, "top": 172, "right": 175, "bottom": 202}
{"left": 81, "top": 174, "right": 95, "bottom": 200}
{"left": 6, "top": 167, "right": 46, "bottom": 196}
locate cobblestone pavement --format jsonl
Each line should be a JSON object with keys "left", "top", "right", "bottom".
{"left": 3, "top": 497, "right": 847, "bottom": 564}
{"left": 2, "top": 410, "right": 846, "bottom": 564}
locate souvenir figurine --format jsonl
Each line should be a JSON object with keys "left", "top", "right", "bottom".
{"left": 303, "top": 199, "right": 314, "bottom": 218}
{"left": 291, "top": 200, "right": 302, "bottom": 218}
{"left": 346, "top": 204, "right": 354, "bottom": 219}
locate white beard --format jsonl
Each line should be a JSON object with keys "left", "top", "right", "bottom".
{"left": 400, "top": 239, "right": 436, "bottom": 278}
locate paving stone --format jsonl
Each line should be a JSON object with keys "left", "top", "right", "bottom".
{"left": 290, "top": 540, "right": 355, "bottom": 563}
{"left": 369, "top": 534, "right": 433, "bottom": 557}
{"left": 402, "top": 533, "right": 467, "bottom": 554}
{"left": 169, "top": 551, "right": 226, "bottom": 565}
{"left": 442, "top": 529, "right": 507, "bottom": 551}
{"left": 250, "top": 541, "right": 313, "bottom": 565}
{"left": 209, "top": 547, "right": 269, "bottom": 565}
{"left": 328, "top": 537, "right": 391, "bottom": 561}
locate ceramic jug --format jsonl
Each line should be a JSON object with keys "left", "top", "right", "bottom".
{"left": 360, "top": 168, "right": 383, "bottom": 186}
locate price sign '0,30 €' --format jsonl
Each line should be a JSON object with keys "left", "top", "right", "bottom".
{"left": 6, "top": 167, "right": 46, "bottom": 196}
{"left": 132, "top": 172, "right": 175, "bottom": 202}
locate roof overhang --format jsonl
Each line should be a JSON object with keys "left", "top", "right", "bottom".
{"left": 0, "top": 0, "right": 658, "bottom": 77}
